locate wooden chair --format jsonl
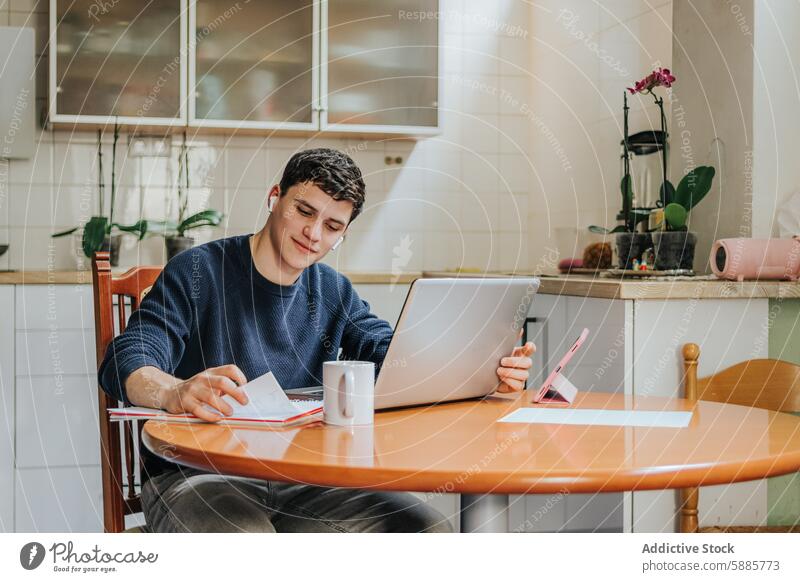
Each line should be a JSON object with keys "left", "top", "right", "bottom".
{"left": 92, "top": 251, "right": 163, "bottom": 533}
{"left": 680, "top": 343, "right": 800, "bottom": 533}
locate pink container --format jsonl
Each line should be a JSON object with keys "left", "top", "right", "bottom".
{"left": 710, "top": 237, "right": 800, "bottom": 281}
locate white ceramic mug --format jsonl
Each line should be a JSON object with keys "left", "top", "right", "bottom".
{"left": 323, "top": 361, "right": 375, "bottom": 426}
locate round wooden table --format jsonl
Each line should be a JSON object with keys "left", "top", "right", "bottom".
{"left": 142, "top": 391, "right": 800, "bottom": 532}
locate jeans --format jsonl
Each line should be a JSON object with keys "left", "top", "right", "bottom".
{"left": 141, "top": 468, "right": 453, "bottom": 533}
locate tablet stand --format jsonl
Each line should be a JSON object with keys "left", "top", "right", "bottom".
{"left": 537, "top": 372, "right": 578, "bottom": 405}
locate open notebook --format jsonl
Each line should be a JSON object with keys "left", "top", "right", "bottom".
{"left": 108, "top": 372, "right": 323, "bottom": 427}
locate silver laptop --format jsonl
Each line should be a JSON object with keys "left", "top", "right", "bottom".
{"left": 288, "top": 277, "right": 540, "bottom": 410}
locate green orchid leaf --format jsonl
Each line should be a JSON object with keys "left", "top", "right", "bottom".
{"left": 664, "top": 202, "right": 687, "bottom": 230}
{"left": 178, "top": 210, "right": 223, "bottom": 235}
{"left": 675, "top": 166, "right": 715, "bottom": 211}
{"left": 82, "top": 216, "right": 109, "bottom": 258}
{"left": 112, "top": 220, "right": 149, "bottom": 240}
{"left": 52, "top": 227, "right": 79, "bottom": 238}
{"left": 142, "top": 220, "right": 180, "bottom": 237}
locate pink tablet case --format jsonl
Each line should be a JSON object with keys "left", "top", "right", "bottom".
{"left": 531, "top": 328, "right": 589, "bottom": 406}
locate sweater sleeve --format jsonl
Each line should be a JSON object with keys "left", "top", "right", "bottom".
{"left": 97, "top": 257, "right": 197, "bottom": 404}
{"left": 339, "top": 284, "right": 393, "bottom": 376}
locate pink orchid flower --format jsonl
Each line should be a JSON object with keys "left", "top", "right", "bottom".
{"left": 627, "top": 67, "right": 676, "bottom": 94}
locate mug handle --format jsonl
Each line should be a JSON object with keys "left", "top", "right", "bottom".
{"left": 340, "top": 369, "right": 355, "bottom": 419}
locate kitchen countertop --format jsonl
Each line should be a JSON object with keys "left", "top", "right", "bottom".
{"left": 3, "top": 269, "right": 799, "bottom": 300}
{"left": 0, "top": 270, "right": 421, "bottom": 285}
{"left": 421, "top": 271, "right": 800, "bottom": 300}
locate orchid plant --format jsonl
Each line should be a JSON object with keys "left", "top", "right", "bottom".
{"left": 590, "top": 67, "right": 682, "bottom": 234}
{"left": 52, "top": 123, "right": 151, "bottom": 258}
{"left": 628, "top": 67, "right": 714, "bottom": 231}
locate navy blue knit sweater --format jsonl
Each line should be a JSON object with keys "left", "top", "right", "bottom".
{"left": 98, "top": 233, "right": 393, "bottom": 478}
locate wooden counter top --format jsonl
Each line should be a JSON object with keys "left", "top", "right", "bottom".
{"left": 421, "top": 271, "right": 800, "bottom": 300}
{"left": 0, "top": 269, "right": 421, "bottom": 285}
{"left": 4, "top": 269, "right": 799, "bottom": 299}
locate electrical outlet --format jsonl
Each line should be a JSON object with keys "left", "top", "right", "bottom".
{"left": 130, "top": 136, "right": 172, "bottom": 158}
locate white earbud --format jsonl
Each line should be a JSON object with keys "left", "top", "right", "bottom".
{"left": 268, "top": 196, "right": 276, "bottom": 212}
{"left": 331, "top": 236, "right": 344, "bottom": 251}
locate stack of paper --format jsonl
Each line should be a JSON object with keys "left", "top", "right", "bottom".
{"left": 109, "top": 372, "right": 322, "bottom": 427}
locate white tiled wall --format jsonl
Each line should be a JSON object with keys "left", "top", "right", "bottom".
{"left": 0, "top": 0, "right": 536, "bottom": 275}
{"left": 527, "top": 0, "right": 674, "bottom": 267}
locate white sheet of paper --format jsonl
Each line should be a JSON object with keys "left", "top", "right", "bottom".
{"left": 498, "top": 407, "right": 692, "bottom": 428}
{"left": 218, "top": 371, "right": 305, "bottom": 418}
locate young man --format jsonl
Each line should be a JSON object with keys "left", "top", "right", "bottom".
{"left": 99, "top": 148, "right": 535, "bottom": 533}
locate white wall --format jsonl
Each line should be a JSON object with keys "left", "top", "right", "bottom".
{"left": 752, "top": 0, "right": 800, "bottom": 238}
{"left": 669, "top": 0, "right": 800, "bottom": 266}
{"left": 528, "top": 0, "right": 673, "bottom": 268}
{"left": 670, "top": 0, "right": 754, "bottom": 272}
{"left": 0, "top": 0, "right": 532, "bottom": 274}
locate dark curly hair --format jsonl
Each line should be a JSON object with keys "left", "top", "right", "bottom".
{"left": 279, "top": 148, "right": 366, "bottom": 222}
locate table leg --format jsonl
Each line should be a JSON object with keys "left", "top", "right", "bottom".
{"left": 460, "top": 494, "right": 509, "bottom": 532}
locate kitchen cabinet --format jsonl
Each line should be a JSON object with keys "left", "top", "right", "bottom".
{"left": 321, "top": 0, "right": 440, "bottom": 135}
{"left": 50, "top": 0, "right": 439, "bottom": 136}
{"left": 49, "top": 0, "right": 187, "bottom": 128}
{"left": 0, "top": 286, "right": 14, "bottom": 532}
{"left": 189, "top": 0, "right": 318, "bottom": 131}
{"left": 13, "top": 284, "right": 102, "bottom": 532}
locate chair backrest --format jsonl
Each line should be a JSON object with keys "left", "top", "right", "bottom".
{"left": 682, "top": 343, "right": 800, "bottom": 412}
{"left": 92, "top": 251, "right": 163, "bottom": 533}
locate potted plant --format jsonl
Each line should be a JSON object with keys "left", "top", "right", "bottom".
{"left": 52, "top": 124, "right": 148, "bottom": 267}
{"left": 161, "top": 133, "right": 223, "bottom": 261}
{"left": 590, "top": 67, "right": 679, "bottom": 269}
{"left": 651, "top": 166, "right": 715, "bottom": 270}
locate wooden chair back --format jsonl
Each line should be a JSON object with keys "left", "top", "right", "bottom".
{"left": 92, "top": 252, "right": 163, "bottom": 533}
{"left": 680, "top": 343, "right": 800, "bottom": 532}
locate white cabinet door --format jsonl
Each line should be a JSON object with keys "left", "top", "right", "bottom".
{"left": 16, "top": 285, "right": 94, "bottom": 330}
{"left": 50, "top": 0, "right": 187, "bottom": 127}
{"left": 16, "top": 330, "right": 96, "bottom": 377}
{"left": 322, "top": 0, "right": 440, "bottom": 135}
{"left": 15, "top": 284, "right": 102, "bottom": 532}
{"left": 15, "top": 466, "right": 103, "bottom": 533}
{"left": 189, "top": 0, "right": 318, "bottom": 131}
{"left": 15, "top": 376, "right": 100, "bottom": 469}
{"left": 0, "top": 286, "right": 14, "bottom": 531}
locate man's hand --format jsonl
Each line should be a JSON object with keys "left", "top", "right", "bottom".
{"left": 162, "top": 365, "right": 249, "bottom": 422}
{"left": 126, "top": 364, "right": 249, "bottom": 422}
{"left": 496, "top": 339, "right": 536, "bottom": 393}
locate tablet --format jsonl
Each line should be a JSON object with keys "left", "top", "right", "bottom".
{"left": 532, "top": 328, "right": 589, "bottom": 403}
